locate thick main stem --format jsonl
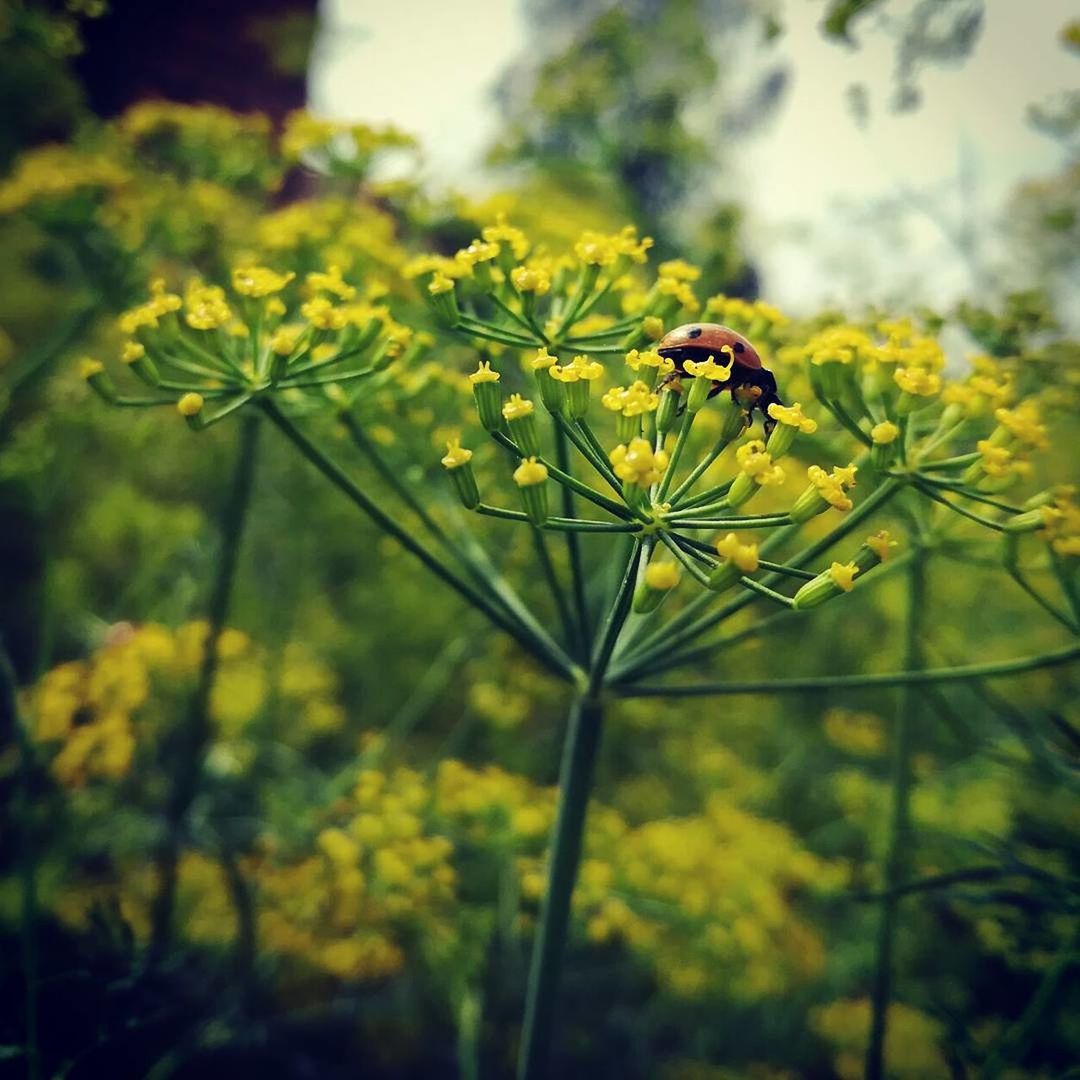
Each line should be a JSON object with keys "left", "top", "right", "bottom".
{"left": 517, "top": 542, "right": 641, "bottom": 1080}
{"left": 147, "top": 414, "right": 259, "bottom": 964}
{"left": 865, "top": 550, "right": 924, "bottom": 1080}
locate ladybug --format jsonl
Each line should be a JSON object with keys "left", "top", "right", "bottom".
{"left": 657, "top": 323, "right": 784, "bottom": 436}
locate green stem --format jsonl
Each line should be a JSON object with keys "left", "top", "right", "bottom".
{"left": 490, "top": 429, "right": 632, "bottom": 519}
{"left": 615, "top": 641, "right": 1080, "bottom": 697}
{"left": 554, "top": 425, "right": 592, "bottom": 658}
{"left": 914, "top": 481, "right": 1009, "bottom": 532}
{"left": 612, "top": 477, "right": 900, "bottom": 681}
{"left": 655, "top": 409, "right": 694, "bottom": 503}
{"left": 738, "top": 575, "right": 795, "bottom": 607}
{"left": 147, "top": 413, "right": 260, "bottom": 964}
{"left": 554, "top": 416, "right": 623, "bottom": 496}
{"left": 517, "top": 542, "right": 641, "bottom": 1080}
{"left": 261, "top": 401, "right": 575, "bottom": 679}
{"left": 865, "top": 552, "right": 924, "bottom": 1080}
{"left": 670, "top": 514, "right": 792, "bottom": 530}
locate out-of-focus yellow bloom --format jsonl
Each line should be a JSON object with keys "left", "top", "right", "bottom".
{"left": 231, "top": 265, "right": 295, "bottom": 297}
{"left": 870, "top": 420, "right": 900, "bottom": 444}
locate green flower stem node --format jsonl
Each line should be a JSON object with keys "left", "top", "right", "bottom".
{"left": 792, "top": 570, "right": 844, "bottom": 610}
{"left": 564, "top": 380, "right": 590, "bottom": 420}
{"left": 707, "top": 562, "right": 741, "bottom": 593}
{"left": 790, "top": 486, "right": 830, "bottom": 523}
{"left": 473, "top": 381, "right": 503, "bottom": 432}
{"left": 519, "top": 481, "right": 549, "bottom": 526}
{"left": 615, "top": 412, "right": 640, "bottom": 444}
{"left": 726, "top": 472, "right": 757, "bottom": 509}
{"left": 508, "top": 413, "right": 540, "bottom": 458}
{"left": 765, "top": 420, "right": 796, "bottom": 459}
{"left": 1005, "top": 507, "right": 1048, "bottom": 533}
{"left": 685, "top": 374, "right": 711, "bottom": 414}
{"left": 535, "top": 369, "right": 565, "bottom": 414}
{"left": 448, "top": 462, "right": 481, "bottom": 510}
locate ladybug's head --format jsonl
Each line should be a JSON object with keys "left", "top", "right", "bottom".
{"left": 657, "top": 322, "right": 763, "bottom": 371}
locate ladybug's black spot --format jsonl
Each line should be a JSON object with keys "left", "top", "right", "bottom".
{"left": 687, "top": 326, "right": 702, "bottom": 338}
{"left": 733, "top": 341, "right": 745, "bottom": 353}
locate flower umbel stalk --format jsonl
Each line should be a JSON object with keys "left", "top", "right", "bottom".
{"left": 865, "top": 549, "right": 923, "bottom": 1080}
{"left": 147, "top": 412, "right": 260, "bottom": 964}
{"left": 517, "top": 541, "right": 642, "bottom": 1080}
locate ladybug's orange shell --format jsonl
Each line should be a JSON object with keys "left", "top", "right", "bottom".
{"left": 657, "top": 322, "right": 763, "bottom": 370}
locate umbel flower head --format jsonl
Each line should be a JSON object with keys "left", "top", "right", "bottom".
{"left": 89, "top": 265, "right": 424, "bottom": 429}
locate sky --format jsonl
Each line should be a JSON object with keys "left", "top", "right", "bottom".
{"left": 310, "top": 0, "right": 1076, "bottom": 313}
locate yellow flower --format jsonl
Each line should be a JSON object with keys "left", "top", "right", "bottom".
{"left": 440, "top": 438, "right": 473, "bottom": 470}
{"left": 513, "top": 457, "right": 548, "bottom": 487}
{"left": 644, "top": 562, "right": 681, "bottom": 590}
{"left": 231, "top": 265, "right": 295, "bottom": 297}
{"left": 428, "top": 273, "right": 455, "bottom": 296}
{"left": 683, "top": 354, "right": 733, "bottom": 381}
{"left": 454, "top": 239, "right": 500, "bottom": 268}
{"left": 767, "top": 401, "right": 817, "bottom": 433}
{"left": 807, "top": 463, "right": 858, "bottom": 511}
{"left": 120, "top": 341, "right": 145, "bottom": 364}
{"left": 177, "top": 392, "right": 204, "bottom": 417}
{"left": 550, "top": 355, "right": 604, "bottom": 383}
{"left": 502, "top": 394, "right": 534, "bottom": 421}
{"left": 510, "top": 265, "right": 551, "bottom": 294}
{"left": 481, "top": 214, "right": 530, "bottom": 260}
{"left": 270, "top": 325, "right": 303, "bottom": 356}
{"left": 468, "top": 360, "right": 501, "bottom": 384}
{"left": 829, "top": 562, "right": 860, "bottom": 592}
{"left": 79, "top": 357, "right": 104, "bottom": 380}
{"left": 865, "top": 531, "right": 897, "bottom": 561}
{"left": 657, "top": 259, "right": 701, "bottom": 282}
{"left": 976, "top": 440, "right": 1016, "bottom": 478}
{"left": 601, "top": 381, "right": 659, "bottom": 417}
{"left": 531, "top": 348, "right": 557, "bottom": 371}
{"left": 625, "top": 348, "right": 675, "bottom": 375}
{"left": 870, "top": 420, "right": 900, "bottom": 444}
{"left": 642, "top": 316, "right": 665, "bottom": 340}
{"left": 735, "top": 440, "right": 784, "bottom": 486}
{"left": 300, "top": 295, "right": 346, "bottom": 330}
{"left": 184, "top": 282, "right": 232, "bottom": 331}
{"left": 306, "top": 265, "right": 357, "bottom": 300}
{"left": 993, "top": 401, "right": 1048, "bottom": 449}
{"left": 715, "top": 533, "right": 759, "bottom": 572}
{"left": 894, "top": 366, "right": 941, "bottom": 397}
{"left": 609, "top": 438, "right": 669, "bottom": 487}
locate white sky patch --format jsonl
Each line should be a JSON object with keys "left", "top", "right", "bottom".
{"left": 311, "top": 0, "right": 1076, "bottom": 313}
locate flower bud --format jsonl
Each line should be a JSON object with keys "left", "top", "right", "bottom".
{"left": 1004, "top": 507, "right": 1051, "bottom": 534}
{"left": 426, "top": 273, "right": 461, "bottom": 326}
{"left": 503, "top": 394, "right": 540, "bottom": 456}
{"left": 792, "top": 561, "right": 859, "bottom": 610}
{"left": 765, "top": 402, "right": 817, "bottom": 460}
{"left": 870, "top": 419, "right": 901, "bottom": 469}
{"left": 709, "top": 533, "right": 759, "bottom": 593}
{"left": 726, "top": 472, "right": 757, "bottom": 509}
{"left": 513, "top": 457, "right": 549, "bottom": 525}
{"left": 177, "top": 392, "right": 205, "bottom": 430}
{"left": 854, "top": 530, "right": 898, "bottom": 572}
{"left": 655, "top": 386, "right": 680, "bottom": 436}
{"left": 531, "top": 350, "right": 565, "bottom": 414}
{"left": 633, "top": 559, "right": 681, "bottom": 614}
{"left": 685, "top": 373, "right": 712, "bottom": 414}
{"left": 441, "top": 439, "right": 480, "bottom": 509}
{"left": 79, "top": 357, "right": 117, "bottom": 402}
{"left": 716, "top": 394, "right": 749, "bottom": 442}
{"left": 120, "top": 341, "right": 159, "bottom": 386}
{"left": 469, "top": 361, "right": 503, "bottom": 432}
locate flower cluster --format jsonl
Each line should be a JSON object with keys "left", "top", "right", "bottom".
{"left": 82, "top": 265, "right": 422, "bottom": 429}
{"left": 28, "top": 622, "right": 345, "bottom": 786}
